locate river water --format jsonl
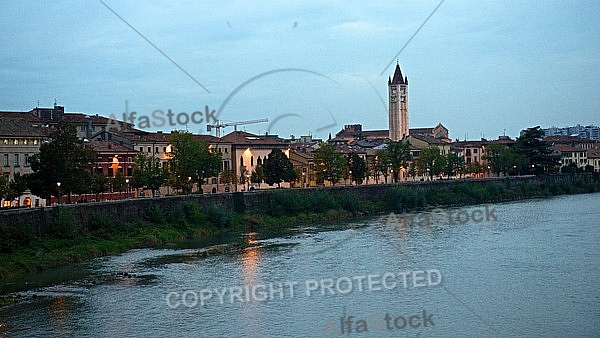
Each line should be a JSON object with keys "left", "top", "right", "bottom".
{"left": 1, "top": 193, "right": 599, "bottom": 337}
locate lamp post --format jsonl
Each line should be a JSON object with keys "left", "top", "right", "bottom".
{"left": 246, "top": 174, "right": 250, "bottom": 191}
{"left": 188, "top": 176, "right": 192, "bottom": 194}
{"left": 125, "top": 179, "right": 129, "bottom": 199}
{"left": 57, "top": 182, "right": 61, "bottom": 205}
{"left": 349, "top": 170, "right": 352, "bottom": 186}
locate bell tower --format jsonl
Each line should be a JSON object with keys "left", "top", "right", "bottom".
{"left": 388, "top": 62, "right": 409, "bottom": 140}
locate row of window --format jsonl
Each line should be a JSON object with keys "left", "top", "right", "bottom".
{"left": 2, "top": 153, "right": 30, "bottom": 167}
{"left": 240, "top": 156, "right": 263, "bottom": 167}
{"left": 2, "top": 139, "right": 40, "bottom": 145}
{"left": 139, "top": 146, "right": 230, "bottom": 154}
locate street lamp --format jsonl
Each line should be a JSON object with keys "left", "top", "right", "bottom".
{"left": 349, "top": 170, "right": 352, "bottom": 186}
{"left": 246, "top": 174, "right": 250, "bottom": 191}
{"left": 125, "top": 179, "right": 129, "bottom": 199}
{"left": 188, "top": 176, "right": 191, "bottom": 194}
{"left": 57, "top": 182, "right": 61, "bottom": 205}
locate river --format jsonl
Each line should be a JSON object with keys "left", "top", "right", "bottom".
{"left": 1, "top": 193, "right": 599, "bottom": 337}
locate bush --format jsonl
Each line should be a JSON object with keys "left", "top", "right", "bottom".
{"left": 0, "top": 222, "right": 35, "bottom": 253}
{"left": 144, "top": 204, "right": 166, "bottom": 224}
{"left": 52, "top": 208, "right": 78, "bottom": 239}
{"left": 204, "top": 203, "right": 230, "bottom": 228}
{"left": 89, "top": 211, "right": 128, "bottom": 237}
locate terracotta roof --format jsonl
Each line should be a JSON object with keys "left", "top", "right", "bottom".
{"left": 221, "top": 131, "right": 288, "bottom": 146}
{"left": 0, "top": 118, "right": 48, "bottom": 137}
{"left": 193, "top": 134, "right": 228, "bottom": 144}
{"left": 87, "top": 139, "right": 138, "bottom": 153}
{"left": 0, "top": 111, "right": 43, "bottom": 122}
{"left": 552, "top": 144, "right": 586, "bottom": 153}
{"left": 587, "top": 148, "right": 600, "bottom": 159}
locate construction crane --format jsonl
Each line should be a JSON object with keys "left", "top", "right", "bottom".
{"left": 206, "top": 118, "right": 268, "bottom": 137}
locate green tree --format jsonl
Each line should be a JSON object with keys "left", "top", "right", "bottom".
{"left": 347, "top": 153, "right": 367, "bottom": 185}
{"left": 131, "top": 153, "right": 167, "bottom": 195}
{"left": 263, "top": 149, "right": 297, "bottom": 187}
{"left": 445, "top": 152, "right": 464, "bottom": 178}
{"left": 0, "top": 174, "right": 9, "bottom": 201}
{"left": 515, "top": 126, "right": 559, "bottom": 174}
{"left": 112, "top": 171, "right": 126, "bottom": 192}
{"left": 220, "top": 169, "right": 237, "bottom": 188}
{"left": 373, "top": 149, "right": 391, "bottom": 183}
{"left": 385, "top": 140, "right": 412, "bottom": 182}
{"left": 168, "top": 131, "right": 222, "bottom": 192}
{"left": 314, "top": 144, "right": 347, "bottom": 186}
{"left": 27, "top": 121, "right": 97, "bottom": 200}
{"left": 483, "top": 144, "right": 521, "bottom": 177}
{"left": 416, "top": 146, "right": 446, "bottom": 180}
{"left": 250, "top": 164, "right": 265, "bottom": 188}
{"left": 7, "top": 173, "right": 28, "bottom": 200}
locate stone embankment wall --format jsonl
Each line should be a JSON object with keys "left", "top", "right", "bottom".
{"left": 0, "top": 175, "right": 592, "bottom": 234}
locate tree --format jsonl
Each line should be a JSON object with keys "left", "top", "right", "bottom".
{"left": 7, "top": 173, "right": 28, "bottom": 200}
{"left": 168, "top": 131, "right": 222, "bottom": 193}
{"left": 220, "top": 169, "right": 237, "bottom": 188}
{"left": 27, "top": 121, "right": 97, "bottom": 200}
{"left": 314, "top": 144, "right": 347, "bottom": 186}
{"left": 112, "top": 171, "right": 126, "bottom": 192}
{"left": 384, "top": 140, "right": 412, "bottom": 182}
{"left": 483, "top": 144, "right": 522, "bottom": 177}
{"left": 444, "top": 152, "right": 464, "bottom": 179}
{"left": 263, "top": 149, "right": 296, "bottom": 188}
{"left": 373, "top": 149, "right": 391, "bottom": 183}
{"left": 347, "top": 153, "right": 367, "bottom": 185}
{"left": 0, "top": 174, "right": 9, "bottom": 201}
{"left": 416, "top": 146, "right": 446, "bottom": 180}
{"left": 250, "top": 164, "right": 265, "bottom": 188}
{"left": 131, "top": 153, "right": 167, "bottom": 195}
{"left": 515, "top": 126, "right": 559, "bottom": 174}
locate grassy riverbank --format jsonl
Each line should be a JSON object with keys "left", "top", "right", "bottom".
{"left": 1, "top": 176, "right": 599, "bottom": 281}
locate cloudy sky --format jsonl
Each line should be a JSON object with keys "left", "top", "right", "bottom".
{"left": 1, "top": 0, "right": 598, "bottom": 140}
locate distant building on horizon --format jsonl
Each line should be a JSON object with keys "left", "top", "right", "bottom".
{"left": 542, "top": 124, "right": 600, "bottom": 141}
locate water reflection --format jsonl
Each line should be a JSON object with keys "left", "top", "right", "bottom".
{"left": 50, "top": 296, "right": 70, "bottom": 332}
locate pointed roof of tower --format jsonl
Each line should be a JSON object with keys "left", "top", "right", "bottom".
{"left": 390, "top": 63, "right": 406, "bottom": 85}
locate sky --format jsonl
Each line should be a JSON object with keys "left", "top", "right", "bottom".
{"left": 1, "top": 0, "right": 599, "bottom": 140}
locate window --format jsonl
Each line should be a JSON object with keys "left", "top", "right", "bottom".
{"left": 23, "top": 139, "right": 28, "bottom": 145}
{"left": 400, "top": 97, "right": 405, "bottom": 102}
{"left": 80, "top": 126, "right": 85, "bottom": 131}
{"left": 2, "top": 154, "right": 8, "bottom": 166}
{"left": 163, "top": 147, "right": 166, "bottom": 152}
{"left": 225, "top": 148, "right": 228, "bottom": 153}
{"left": 147, "top": 147, "right": 151, "bottom": 153}
{"left": 251, "top": 156, "right": 254, "bottom": 166}
{"left": 96, "top": 167, "right": 103, "bottom": 175}
{"left": 33, "top": 139, "right": 39, "bottom": 145}
{"left": 127, "top": 157, "right": 132, "bottom": 163}
{"left": 13, "top": 154, "right": 19, "bottom": 166}
{"left": 257, "top": 157, "right": 262, "bottom": 166}
{"left": 140, "top": 147, "right": 143, "bottom": 152}
{"left": 155, "top": 147, "right": 158, "bottom": 153}
{"left": 400, "top": 87, "right": 406, "bottom": 94}
{"left": 108, "top": 167, "right": 114, "bottom": 176}
{"left": 24, "top": 154, "right": 30, "bottom": 166}
{"left": 2, "top": 139, "right": 8, "bottom": 145}
{"left": 474, "top": 149, "right": 478, "bottom": 154}
{"left": 240, "top": 156, "right": 244, "bottom": 166}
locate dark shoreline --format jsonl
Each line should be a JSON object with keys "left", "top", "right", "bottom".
{"left": 1, "top": 174, "right": 599, "bottom": 283}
